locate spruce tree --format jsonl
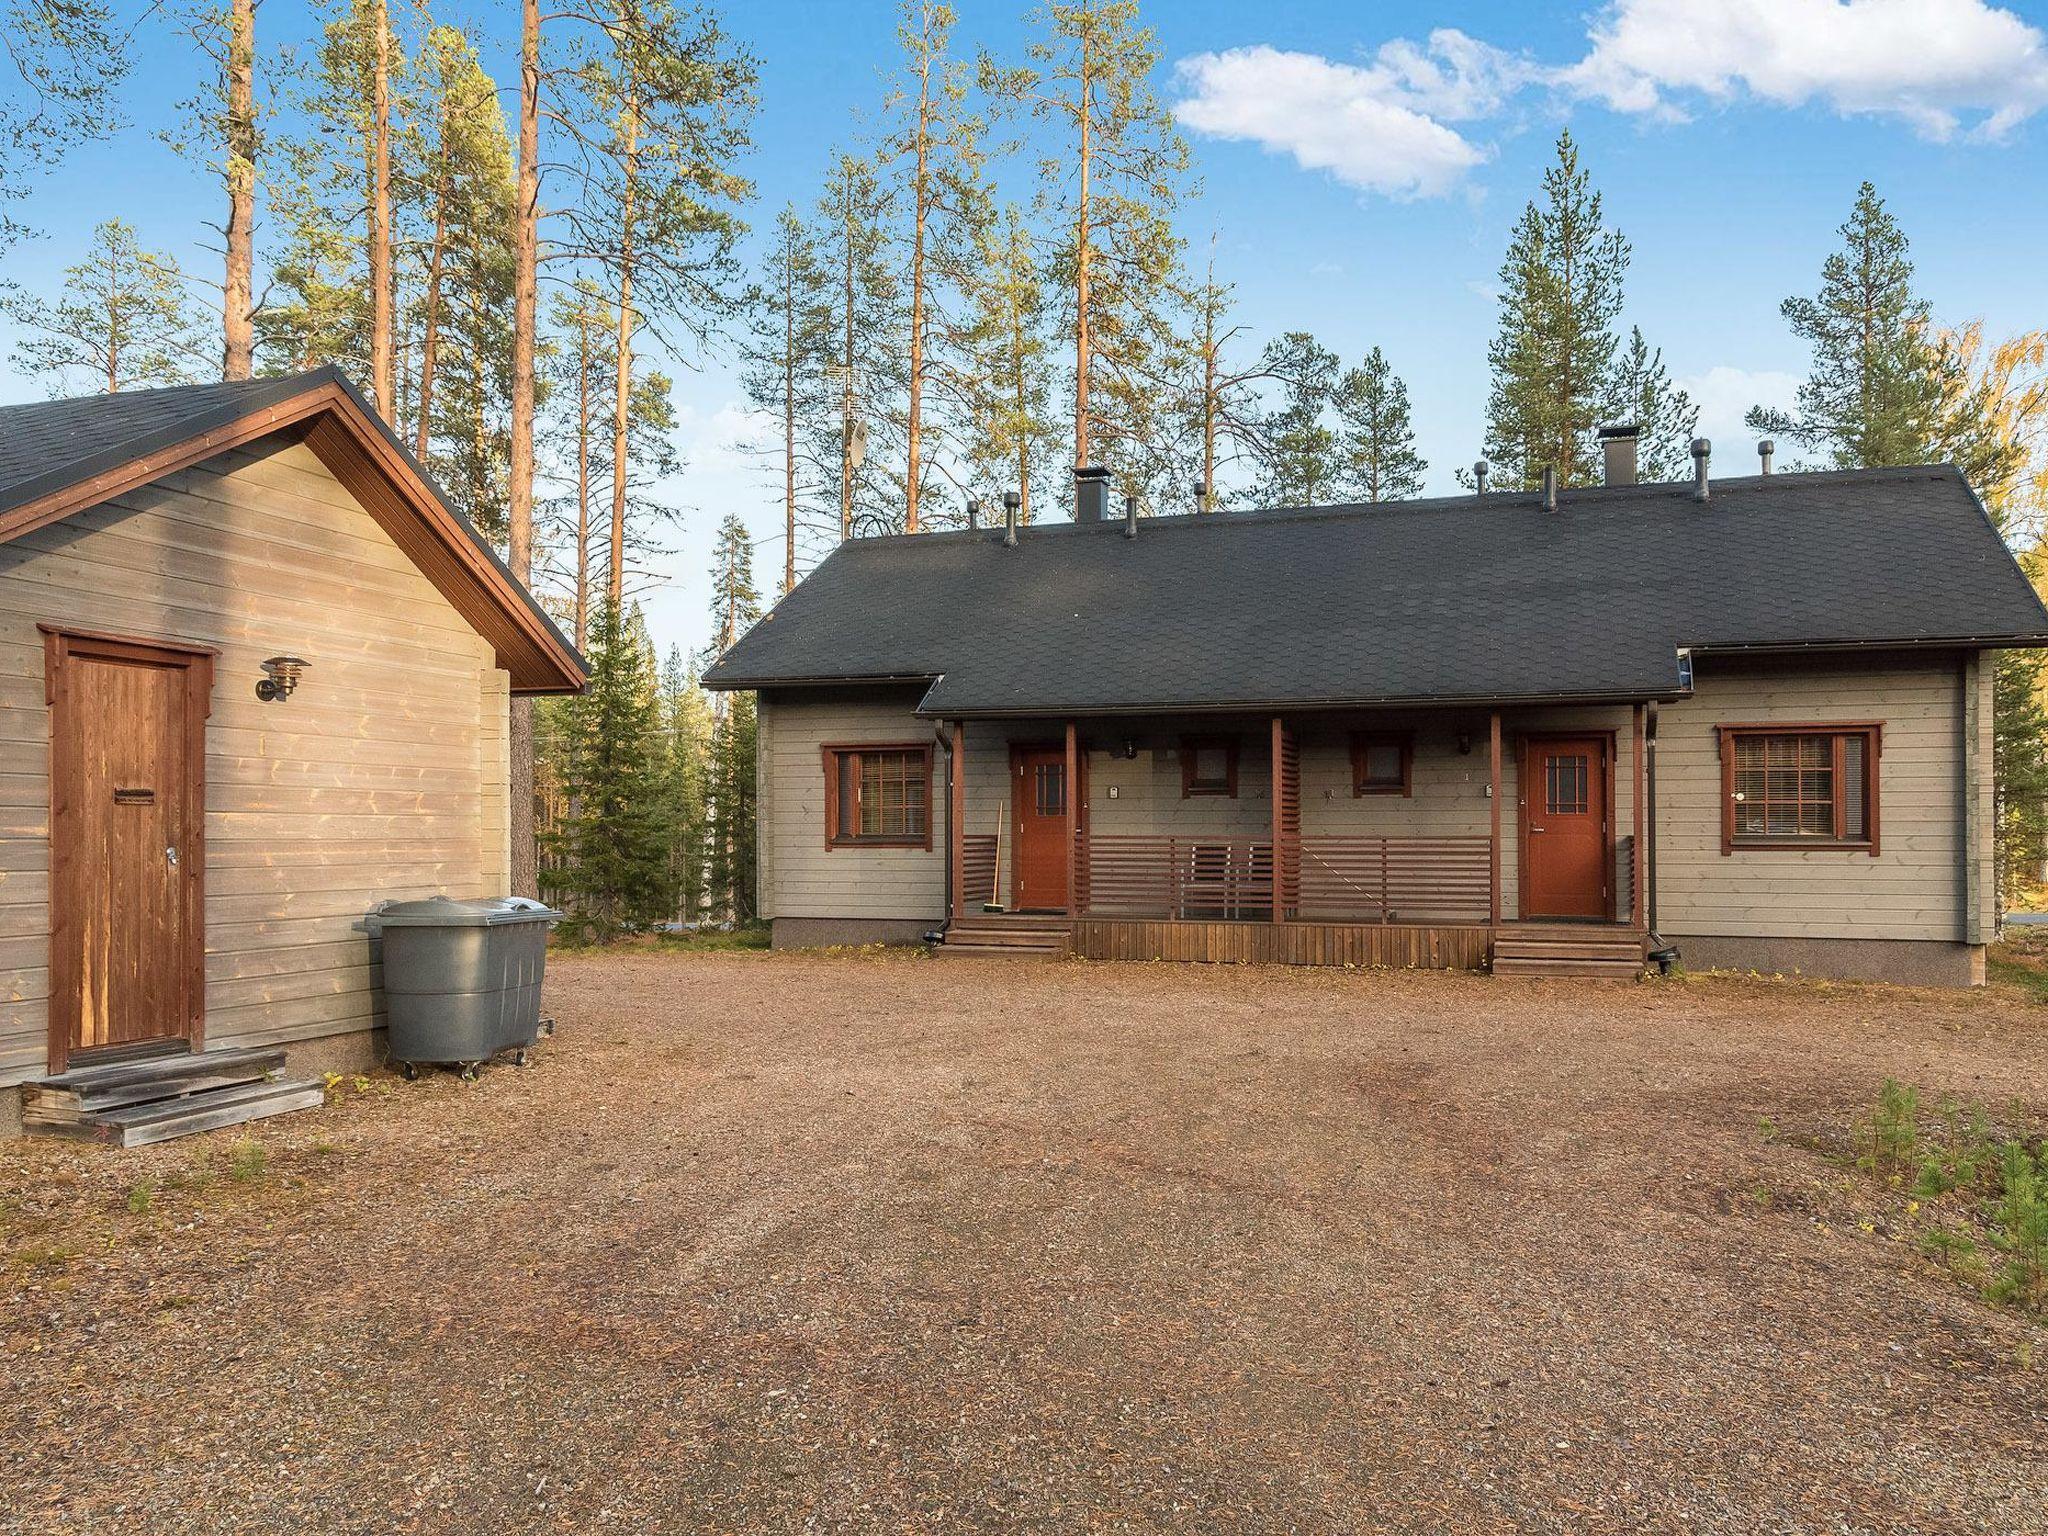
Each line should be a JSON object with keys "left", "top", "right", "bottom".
{"left": 703, "top": 516, "right": 761, "bottom": 921}
{"left": 1335, "top": 346, "right": 1426, "bottom": 502}
{"left": 4, "top": 219, "right": 204, "bottom": 394}
{"left": 543, "top": 599, "right": 674, "bottom": 937}
{"left": 1484, "top": 130, "right": 1629, "bottom": 488}
{"left": 662, "top": 646, "right": 714, "bottom": 924}
{"left": 1747, "top": 182, "right": 1944, "bottom": 469}
{"left": 1608, "top": 326, "right": 1700, "bottom": 481}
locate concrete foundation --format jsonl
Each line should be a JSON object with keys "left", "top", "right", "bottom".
{"left": 771, "top": 916, "right": 939, "bottom": 950}
{"left": 1666, "top": 934, "right": 1985, "bottom": 987}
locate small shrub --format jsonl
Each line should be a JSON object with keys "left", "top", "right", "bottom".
{"left": 125, "top": 1177, "right": 157, "bottom": 1214}
{"left": 1860, "top": 1078, "right": 1921, "bottom": 1180}
{"left": 1987, "top": 1141, "right": 2048, "bottom": 1311}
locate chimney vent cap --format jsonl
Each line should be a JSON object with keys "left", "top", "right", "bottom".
{"left": 1597, "top": 422, "right": 1641, "bottom": 441}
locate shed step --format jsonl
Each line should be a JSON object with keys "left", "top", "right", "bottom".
{"left": 1494, "top": 941, "right": 1646, "bottom": 962}
{"left": 22, "top": 1045, "right": 287, "bottom": 1118}
{"left": 942, "top": 929, "right": 1071, "bottom": 948}
{"left": 25, "top": 1078, "right": 326, "bottom": 1147}
{"left": 1492, "top": 956, "right": 1646, "bottom": 980}
{"left": 932, "top": 942, "right": 1066, "bottom": 960}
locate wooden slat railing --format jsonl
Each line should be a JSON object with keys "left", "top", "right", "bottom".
{"left": 962, "top": 834, "right": 999, "bottom": 909}
{"left": 1295, "top": 835, "right": 1491, "bottom": 922}
{"left": 1078, "top": 834, "right": 1490, "bottom": 923}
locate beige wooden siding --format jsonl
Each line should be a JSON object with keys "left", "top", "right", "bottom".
{"left": 760, "top": 687, "right": 946, "bottom": 920}
{"left": 0, "top": 437, "right": 513, "bottom": 1085}
{"left": 1655, "top": 653, "right": 1969, "bottom": 942}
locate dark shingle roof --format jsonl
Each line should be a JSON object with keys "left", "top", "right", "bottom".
{"left": 0, "top": 369, "right": 585, "bottom": 690}
{"left": 0, "top": 373, "right": 322, "bottom": 519}
{"left": 702, "top": 465, "right": 2048, "bottom": 715}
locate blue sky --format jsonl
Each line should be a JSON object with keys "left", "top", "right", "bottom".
{"left": 4, "top": 0, "right": 2047, "bottom": 660}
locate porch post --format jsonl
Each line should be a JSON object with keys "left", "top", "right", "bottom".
{"left": 1064, "top": 721, "right": 1079, "bottom": 917}
{"left": 1488, "top": 710, "right": 1503, "bottom": 926}
{"left": 1631, "top": 704, "right": 1646, "bottom": 931}
{"left": 949, "top": 719, "right": 966, "bottom": 923}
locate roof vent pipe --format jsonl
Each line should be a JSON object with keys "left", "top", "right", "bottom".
{"left": 1473, "top": 459, "right": 1490, "bottom": 495}
{"left": 1690, "top": 438, "right": 1711, "bottom": 503}
{"left": 1123, "top": 493, "right": 1138, "bottom": 539}
{"left": 1757, "top": 439, "right": 1774, "bottom": 475}
{"left": 1002, "top": 489, "right": 1020, "bottom": 547}
{"left": 1074, "top": 464, "right": 1110, "bottom": 524}
{"left": 1598, "top": 422, "right": 1639, "bottom": 486}
{"left": 1541, "top": 465, "right": 1558, "bottom": 512}
{"left": 966, "top": 497, "right": 981, "bottom": 530}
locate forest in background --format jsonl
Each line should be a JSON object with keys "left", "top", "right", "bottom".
{"left": 4, "top": 0, "right": 2048, "bottom": 931}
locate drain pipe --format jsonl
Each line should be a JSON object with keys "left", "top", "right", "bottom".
{"left": 1643, "top": 700, "right": 1680, "bottom": 974}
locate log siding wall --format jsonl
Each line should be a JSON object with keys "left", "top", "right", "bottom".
{"left": 0, "top": 437, "right": 513, "bottom": 1085}
{"left": 757, "top": 653, "right": 1977, "bottom": 958}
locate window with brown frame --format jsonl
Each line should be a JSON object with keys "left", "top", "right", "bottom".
{"left": 822, "top": 743, "right": 933, "bottom": 849}
{"left": 1180, "top": 736, "right": 1239, "bottom": 798}
{"left": 1350, "top": 733, "right": 1413, "bottom": 796}
{"left": 1719, "top": 724, "right": 1880, "bottom": 853}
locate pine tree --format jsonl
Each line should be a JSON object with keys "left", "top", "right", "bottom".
{"left": 159, "top": 0, "right": 261, "bottom": 377}
{"left": 703, "top": 516, "right": 761, "bottom": 921}
{"left": 1255, "top": 331, "right": 1342, "bottom": 506}
{"left": 1484, "top": 130, "right": 1629, "bottom": 489}
{"left": 878, "top": 0, "right": 985, "bottom": 533}
{"left": 1335, "top": 346, "right": 1426, "bottom": 502}
{"left": 814, "top": 151, "right": 906, "bottom": 539}
{"left": 1175, "top": 255, "right": 1273, "bottom": 511}
{"left": 0, "top": 2, "right": 130, "bottom": 256}
{"left": 542, "top": 599, "right": 674, "bottom": 937}
{"left": 1008, "top": 0, "right": 1190, "bottom": 486}
{"left": 1747, "top": 182, "right": 1944, "bottom": 469}
{"left": 661, "top": 645, "right": 713, "bottom": 923}
{"left": 737, "top": 206, "right": 833, "bottom": 591}
{"left": 4, "top": 220, "right": 204, "bottom": 394}
{"left": 955, "top": 202, "right": 1062, "bottom": 520}
{"left": 1608, "top": 326, "right": 1700, "bottom": 481}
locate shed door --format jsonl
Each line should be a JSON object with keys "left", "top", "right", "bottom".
{"left": 1520, "top": 736, "right": 1610, "bottom": 920}
{"left": 46, "top": 630, "right": 212, "bottom": 1072}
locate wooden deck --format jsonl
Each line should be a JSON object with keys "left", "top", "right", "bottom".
{"left": 1066, "top": 917, "right": 1648, "bottom": 973}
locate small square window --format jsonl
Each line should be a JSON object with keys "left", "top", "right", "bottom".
{"left": 1351, "top": 734, "right": 1413, "bottom": 797}
{"left": 823, "top": 744, "right": 932, "bottom": 849}
{"left": 1721, "top": 724, "right": 1878, "bottom": 853}
{"left": 1180, "top": 737, "right": 1239, "bottom": 798}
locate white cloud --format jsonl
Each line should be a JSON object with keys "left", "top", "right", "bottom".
{"left": 1173, "top": 33, "right": 1530, "bottom": 199}
{"left": 1563, "top": 0, "right": 2048, "bottom": 140}
{"left": 1677, "top": 364, "right": 1802, "bottom": 455}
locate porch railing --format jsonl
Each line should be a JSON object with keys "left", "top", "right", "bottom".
{"left": 1078, "top": 833, "right": 1490, "bottom": 924}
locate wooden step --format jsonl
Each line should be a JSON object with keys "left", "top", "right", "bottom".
{"left": 1494, "top": 940, "right": 1646, "bottom": 962}
{"left": 22, "top": 1045, "right": 286, "bottom": 1120}
{"left": 40, "top": 1078, "right": 329, "bottom": 1147}
{"left": 933, "top": 942, "right": 1065, "bottom": 960}
{"left": 1492, "top": 955, "right": 1646, "bottom": 980}
{"left": 943, "top": 928, "right": 1070, "bottom": 948}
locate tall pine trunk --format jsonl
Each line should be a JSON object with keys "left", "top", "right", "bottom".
{"left": 904, "top": 51, "right": 932, "bottom": 535}
{"left": 221, "top": 0, "right": 256, "bottom": 380}
{"left": 782, "top": 256, "right": 797, "bottom": 595}
{"left": 1071, "top": 31, "right": 1092, "bottom": 470}
{"left": 576, "top": 305, "right": 593, "bottom": 650}
{"left": 508, "top": 0, "right": 541, "bottom": 900}
{"left": 415, "top": 153, "right": 448, "bottom": 461}
{"left": 609, "top": 72, "right": 640, "bottom": 608}
{"left": 368, "top": 0, "right": 394, "bottom": 415}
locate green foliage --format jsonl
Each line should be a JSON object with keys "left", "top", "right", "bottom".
{"left": 1336, "top": 345, "right": 1427, "bottom": 502}
{"left": 706, "top": 688, "right": 758, "bottom": 922}
{"left": 1484, "top": 130, "right": 1631, "bottom": 489}
{"left": 662, "top": 645, "right": 713, "bottom": 923}
{"left": 1255, "top": 331, "right": 1342, "bottom": 506}
{"left": 226, "top": 1138, "right": 268, "bottom": 1183}
{"left": 125, "top": 1177, "right": 158, "bottom": 1214}
{"left": 1746, "top": 181, "right": 1945, "bottom": 469}
{"left": 0, "top": 1, "right": 130, "bottom": 253}
{"left": 1995, "top": 643, "right": 2048, "bottom": 911}
{"left": 1859, "top": 1077, "right": 1921, "bottom": 1181}
{"left": 1987, "top": 1140, "right": 2048, "bottom": 1310}
{"left": 543, "top": 600, "right": 677, "bottom": 938}
{"left": 1606, "top": 326, "right": 1700, "bottom": 481}
{"left": 3, "top": 218, "right": 204, "bottom": 394}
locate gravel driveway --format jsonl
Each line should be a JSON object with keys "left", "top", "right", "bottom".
{"left": 4, "top": 951, "right": 2046, "bottom": 1533}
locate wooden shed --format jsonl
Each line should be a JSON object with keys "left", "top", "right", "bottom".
{"left": 0, "top": 369, "right": 584, "bottom": 1139}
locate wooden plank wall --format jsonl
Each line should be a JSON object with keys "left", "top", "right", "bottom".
{"left": 0, "top": 437, "right": 511, "bottom": 1085}
{"left": 1070, "top": 917, "right": 1490, "bottom": 970}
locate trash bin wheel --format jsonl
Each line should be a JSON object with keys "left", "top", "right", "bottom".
{"left": 459, "top": 1062, "right": 481, "bottom": 1082}
{"left": 399, "top": 1061, "right": 419, "bottom": 1082}
{"left": 514, "top": 1048, "right": 531, "bottom": 1068}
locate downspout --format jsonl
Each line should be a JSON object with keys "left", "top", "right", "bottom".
{"left": 925, "top": 723, "right": 956, "bottom": 947}
{"left": 1645, "top": 700, "right": 1676, "bottom": 973}
{"left": 1961, "top": 651, "right": 1985, "bottom": 949}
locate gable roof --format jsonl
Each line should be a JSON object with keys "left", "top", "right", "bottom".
{"left": 702, "top": 465, "right": 2048, "bottom": 716}
{"left": 0, "top": 368, "right": 585, "bottom": 694}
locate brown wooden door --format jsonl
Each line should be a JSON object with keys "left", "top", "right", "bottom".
{"left": 46, "top": 630, "right": 212, "bottom": 1072}
{"left": 1011, "top": 746, "right": 1069, "bottom": 912}
{"left": 1521, "top": 736, "right": 1610, "bottom": 920}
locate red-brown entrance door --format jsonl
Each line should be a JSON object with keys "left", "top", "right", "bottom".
{"left": 1011, "top": 746, "right": 1069, "bottom": 911}
{"left": 45, "top": 629, "right": 212, "bottom": 1073}
{"left": 1521, "top": 736, "right": 1610, "bottom": 920}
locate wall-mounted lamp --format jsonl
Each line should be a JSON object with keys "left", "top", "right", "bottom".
{"left": 1456, "top": 729, "right": 1472, "bottom": 756}
{"left": 256, "top": 655, "right": 309, "bottom": 703}
{"left": 1118, "top": 738, "right": 1139, "bottom": 760}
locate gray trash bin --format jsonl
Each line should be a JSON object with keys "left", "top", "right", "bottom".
{"left": 365, "top": 896, "right": 561, "bottom": 1076}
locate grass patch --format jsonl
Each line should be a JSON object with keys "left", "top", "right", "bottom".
{"left": 1849, "top": 1077, "right": 2048, "bottom": 1316}
{"left": 225, "top": 1138, "right": 269, "bottom": 1183}
{"left": 125, "top": 1177, "right": 157, "bottom": 1214}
